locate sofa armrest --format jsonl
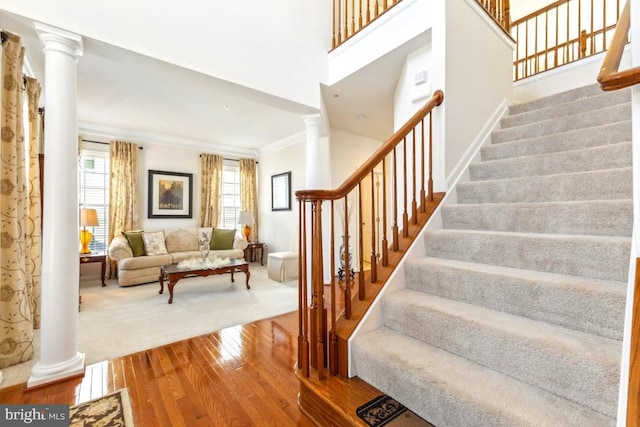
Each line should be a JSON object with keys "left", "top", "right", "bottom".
{"left": 233, "top": 237, "right": 248, "bottom": 250}
{"left": 108, "top": 235, "right": 133, "bottom": 261}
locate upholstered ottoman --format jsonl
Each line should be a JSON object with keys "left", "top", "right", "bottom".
{"left": 267, "top": 252, "right": 298, "bottom": 282}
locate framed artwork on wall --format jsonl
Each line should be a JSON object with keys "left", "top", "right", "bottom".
{"left": 271, "top": 171, "right": 291, "bottom": 211}
{"left": 148, "top": 170, "right": 193, "bottom": 218}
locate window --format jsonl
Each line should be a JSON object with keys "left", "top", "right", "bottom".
{"left": 78, "top": 149, "right": 109, "bottom": 253}
{"left": 220, "top": 163, "right": 240, "bottom": 231}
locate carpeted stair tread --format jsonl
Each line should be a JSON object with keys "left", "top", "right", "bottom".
{"left": 469, "top": 141, "right": 631, "bottom": 181}
{"left": 481, "top": 121, "right": 632, "bottom": 160}
{"left": 491, "top": 103, "right": 631, "bottom": 143}
{"left": 501, "top": 89, "right": 631, "bottom": 129}
{"left": 404, "top": 257, "right": 626, "bottom": 339}
{"left": 423, "top": 229, "right": 630, "bottom": 282}
{"left": 352, "top": 327, "right": 615, "bottom": 427}
{"left": 441, "top": 199, "right": 632, "bottom": 236}
{"left": 383, "top": 290, "right": 621, "bottom": 417}
{"left": 509, "top": 83, "right": 605, "bottom": 115}
{"left": 456, "top": 167, "right": 632, "bottom": 204}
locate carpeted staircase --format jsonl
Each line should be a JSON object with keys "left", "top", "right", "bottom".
{"left": 352, "top": 84, "right": 632, "bottom": 426}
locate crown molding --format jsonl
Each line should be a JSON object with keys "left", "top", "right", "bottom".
{"left": 78, "top": 122, "right": 258, "bottom": 158}
{"left": 258, "top": 130, "right": 306, "bottom": 155}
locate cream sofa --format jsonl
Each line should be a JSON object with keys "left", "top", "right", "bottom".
{"left": 108, "top": 227, "right": 247, "bottom": 286}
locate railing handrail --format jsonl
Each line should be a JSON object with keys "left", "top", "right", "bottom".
{"left": 597, "top": 0, "right": 640, "bottom": 90}
{"left": 295, "top": 90, "right": 444, "bottom": 202}
{"left": 511, "top": 0, "right": 570, "bottom": 26}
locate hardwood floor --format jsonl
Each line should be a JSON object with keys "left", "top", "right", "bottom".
{"left": 0, "top": 311, "right": 318, "bottom": 426}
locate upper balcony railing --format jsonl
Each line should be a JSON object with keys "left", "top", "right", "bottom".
{"left": 331, "top": 0, "right": 402, "bottom": 50}
{"left": 512, "top": 0, "right": 625, "bottom": 81}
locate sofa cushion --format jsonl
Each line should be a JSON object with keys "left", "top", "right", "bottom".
{"left": 165, "top": 228, "right": 198, "bottom": 253}
{"left": 119, "top": 253, "right": 172, "bottom": 270}
{"left": 123, "top": 231, "right": 145, "bottom": 257}
{"left": 211, "top": 228, "right": 236, "bottom": 250}
{"left": 143, "top": 230, "right": 168, "bottom": 255}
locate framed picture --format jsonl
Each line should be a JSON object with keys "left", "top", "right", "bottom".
{"left": 271, "top": 171, "right": 291, "bottom": 211}
{"left": 148, "top": 170, "right": 193, "bottom": 218}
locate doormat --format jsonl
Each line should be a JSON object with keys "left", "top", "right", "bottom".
{"left": 70, "top": 388, "right": 134, "bottom": 427}
{"left": 356, "top": 394, "right": 434, "bottom": 427}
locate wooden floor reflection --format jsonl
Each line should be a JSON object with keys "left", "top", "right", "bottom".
{"left": 0, "top": 311, "right": 316, "bottom": 426}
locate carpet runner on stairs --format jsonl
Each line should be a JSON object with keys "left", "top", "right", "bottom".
{"left": 352, "top": 84, "right": 632, "bottom": 426}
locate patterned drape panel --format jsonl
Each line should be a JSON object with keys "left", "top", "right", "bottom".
{"left": 239, "top": 158, "right": 258, "bottom": 241}
{"left": 0, "top": 32, "right": 37, "bottom": 368}
{"left": 108, "top": 141, "right": 139, "bottom": 278}
{"left": 199, "top": 153, "right": 222, "bottom": 228}
{"left": 25, "top": 77, "right": 42, "bottom": 329}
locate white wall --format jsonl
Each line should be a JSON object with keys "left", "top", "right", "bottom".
{"left": 258, "top": 140, "right": 306, "bottom": 254}
{"left": 330, "top": 129, "right": 383, "bottom": 186}
{"left": 138, "top": 144, "right": 202, "bottom": 230}
{"left": 441, "top": 0, "right": 514, "bottom": 181}
{"left": 0, "top": 0, "right": 331, "bottom": 109}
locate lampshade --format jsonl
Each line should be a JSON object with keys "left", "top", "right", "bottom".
{"left": 80, "top": 208, "right": 99, "bottom": 227}
{"left": 238, "top": 210, "right": 255, "bottom": 225}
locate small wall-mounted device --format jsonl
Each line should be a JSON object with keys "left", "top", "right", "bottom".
{"left": 414, "top": 70, "right": 429, "bottom": 86}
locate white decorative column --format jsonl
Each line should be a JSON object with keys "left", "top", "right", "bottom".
{"left": 303, "top": 114, "right": 332, "bottom": 282}
{"left": 29, "top": 23, "right": 84, "bottom": 388}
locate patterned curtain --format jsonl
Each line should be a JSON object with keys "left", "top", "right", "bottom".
{"left": 199, "top": 153, "right": 223, "bottom": 227}
{"left": 239, "top": 158, "right": 258, "bottom": 241}
{"left": 108, "top": 141, "right": 139, "bottom": 278}
{"left": 0, "top": 32, "right": 38, "bottom": 368}
{"left": 25, "top": 77, "right": 42, "bottom": 329}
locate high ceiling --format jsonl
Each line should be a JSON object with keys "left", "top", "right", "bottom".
{"left": 0, "top": 7, "right": 431, "bottom": 155}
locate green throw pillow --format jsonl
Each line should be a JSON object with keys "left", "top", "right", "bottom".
{"left": 210, "top": 228, "right": 236, "bottom": 250}
{"left": 123, "top": 230, "right": 145, "bottom": 257}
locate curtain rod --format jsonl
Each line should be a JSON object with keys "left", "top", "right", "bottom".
{"left": 82, "top": 139, "right": 144, "bottom": 149}
{"left": 199, "top": 154, "right": 258, "bottom": 163}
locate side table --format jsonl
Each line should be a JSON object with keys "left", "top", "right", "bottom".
{"left": 244, "top": 242, "right": 265, "bottom": 266}
{"left": 80, "top": 252, "right": 107, "bottom": 286}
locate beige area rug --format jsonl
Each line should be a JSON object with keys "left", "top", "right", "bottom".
{"left": 0, "top": 264, "right": 298, "bottom": 388}
{"left": 70, "top": 388, "right": 134, "bottom": 427}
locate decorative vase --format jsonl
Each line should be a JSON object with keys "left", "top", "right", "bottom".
{"left": 338, "top": 234, "right": 354, "bottom": 283}
{"left": 199, "top": 231, "right": 211, "bottom": 262}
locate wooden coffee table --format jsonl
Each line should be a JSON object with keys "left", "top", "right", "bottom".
{"left": 159, "top": 259, "right": 250, "bottom": 304}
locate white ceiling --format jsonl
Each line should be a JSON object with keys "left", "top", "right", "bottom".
{"left": 1, "top": 9, "right": 427, "bottom": 155}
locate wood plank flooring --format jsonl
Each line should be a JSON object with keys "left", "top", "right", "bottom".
{"left": 0, "top": 310, "right": 385, "bottom": 426}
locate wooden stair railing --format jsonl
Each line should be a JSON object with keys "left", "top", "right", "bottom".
{"left": 512, "top": 0, "right": 625, "bottom": 81}
{"left": 597, "top": 0, "right": 640, "bottom": 90}
{"left": 295, "top": 90, "right": 444, "bottom": 382}
{"left": 475, "top": 0, "right": 511, "bottom": 33}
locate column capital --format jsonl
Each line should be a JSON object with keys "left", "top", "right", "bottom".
{"left": 303, "top": 113, "right": 322, "bottom": 127}
{"left": 34, "top": 22, "right": 83, "bottom": 60}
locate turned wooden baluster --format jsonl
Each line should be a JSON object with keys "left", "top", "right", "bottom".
{"left": 343, "top": 195, "right": 352, "bottom": 319}
{"left": 299, "top": 200, "right": 309, "bottom": 377}
{"left": 411, "top": 127, "right": 417, "bottom": 225}
{"left": 392, "top": 147, "right": 399, "bottom": 251}
{"left": 329, "top": 200, "right": 338, "bottom": 375}
{"left": 370, "top": 170, "right": 378, "bottom": 283}
{"left": 428, "top": 112, "right": 434, "bottom": 202}
{"left": 357, "top": 184, "right": 365, "bottom": 299}
{"left": 402, "top": 137, "right": 409, "bottom": 238}
{"left": 420, "top": 119, "right": 426, "bottom": 212}
{"left": 382, "top": 157, "right": 389, "bottom": 266}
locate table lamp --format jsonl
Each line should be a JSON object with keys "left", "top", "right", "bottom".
{"left": 80, "top": 208, "right": 99, "bottom": 254}
{"left": 238, "top": 210, "right": 255, "bottom": 242}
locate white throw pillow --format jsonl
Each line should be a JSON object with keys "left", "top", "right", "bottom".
{"left": 143, "top": 230, "right": 168, "bottom": 256}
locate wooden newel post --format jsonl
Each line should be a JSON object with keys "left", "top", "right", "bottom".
{"left": 309, "top": 200, "right": 328, "bottom": 377}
